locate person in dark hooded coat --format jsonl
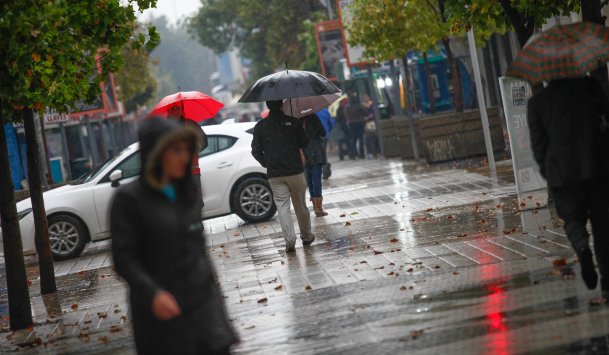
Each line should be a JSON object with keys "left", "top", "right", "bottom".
{"left": 111, "top": 117, "right": 238, "bottom": 354}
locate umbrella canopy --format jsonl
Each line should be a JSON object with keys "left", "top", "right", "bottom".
{"left": 148, "top": 91, "right": 224, "bottom": 122}
{"left": 239, "top": 70, "right": 340, "bottom": 103}
{"left": 507, "top": 22, "right": 609, "bottom": 84}
{"left": 282, "top": 93, "right": 342, "bottom": 118}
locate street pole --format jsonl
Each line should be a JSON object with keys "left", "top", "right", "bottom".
{"left": 367, "top": 65, "right": 385, "bottom": 157}
{"left": 467, "top": 29, "right": 496, "bottom": 172}
{"left": 326, "top": 0, "right": 334, "bottom": 20}
{"left": 402, "top": 56, "right": 420, "bottom": 161}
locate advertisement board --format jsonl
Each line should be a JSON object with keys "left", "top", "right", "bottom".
{"left": 499, "top": 76, "right": 548, "bottom": 209}
{"left": 315, "top": 20, "right": 346, "bottom": 80}
{"left": 337, "top": 0, "right": 369, "bottom": 67}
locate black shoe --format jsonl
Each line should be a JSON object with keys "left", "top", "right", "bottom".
{"left": 286, "top": 246, "right": 296, "bottom": 253}
{"left": 578, "top": 247, "right": 598, "bottom": 290}
{"left": 302, "top": 235, "right": 315, "bottom": 247}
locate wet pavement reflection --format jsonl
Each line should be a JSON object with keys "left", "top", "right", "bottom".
{"left": 0, "top": 158, "right": 606, "bottom": 354}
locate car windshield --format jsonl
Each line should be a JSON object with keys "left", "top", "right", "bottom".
{"left": 74, "top": 153, "right": 126, "bottom": 184}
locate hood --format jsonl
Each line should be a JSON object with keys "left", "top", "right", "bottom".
{"left": 138, "top": 117, "right": 200, "bottom": 189}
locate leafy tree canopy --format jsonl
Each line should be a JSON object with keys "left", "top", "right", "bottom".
{"left": 189, "top": 0, "right": 324, "bottom": 79}
{"left": 0, "top": 0, "right": 159, "bottom": 121}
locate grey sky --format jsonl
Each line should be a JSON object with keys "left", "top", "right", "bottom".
{"left": 139, "top": 0, "right": 202, "bottom": 26}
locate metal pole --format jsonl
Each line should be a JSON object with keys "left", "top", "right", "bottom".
{"left": 326, "top": 0, "right": 334, "bottom": 20}
{"left": 58, "top": 122, "right": 73, "bottom": 180}
{"left": 402, "top": 56, "right": 420, "bottom": 161}
{"left": 367, "top": 65, "right": 384, "bottom": 157}
{"left": 467, "top": 29, "right": 496, "bottom": 172}
{"left": 389, "top": 61, "right": 404, "bottom": 117}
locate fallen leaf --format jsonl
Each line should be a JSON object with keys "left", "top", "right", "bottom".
{"left": 33, "top": 337, "right": 42, "bottom": 346}
{"left": 110, "top": 326, "right": 121, "bottom": 333}
{"left": 71, "top": 303, "right": 78, "bottom": 310}
{"left": 446, "top": 215, "right": 454, "bottom": 220}
{"left": 305, "top": 285, "right": 312, "bottom": 291}
{"left": 274, "top": 285, "right": 283, "bottom": 290}
{"left": 413, "top": 294, "right": 424, "bottom": 300}
{"left": 32, "top": 53, "right": 41, "bottom": 62}
{"left": 390, "top": 238, "right": 398, "bottom": 243}
{"left": 351, "top": 211, "right": 359, "bottom": 215}
{"left": 373, "top": 251, "right": 383, "bottom": 255}
{"left": 257, "top": 298, "right": 268, "bottom": 304}
{"left": 234, "top": 232, "right": 241, "bottom": 236}
{"left": 407, "top": 268, "right": 414, "bottom": 272}
{"left": 113, "top": 309, "right": 121, "bottom": 314}
{"left": 345, "top": 222, "right": 352, "bottom": 226}
{"left": 453, "top": 272, "right": 460, "bottom": 275}
{"left": 360, "top": 260, "right": 367, "bottom": 264}
{"left": 553, "top": 258, "right": 567, "bottom": 267}
{"left": 245, "top": 325, "right": 256, "bottom": 330}
{"left": 389, "top": 262, "right": 396, "bottom": 266}
{"left": 97, "top": 312, "right": 107, "bottom": 319}
{"left": 400, "top": 286, "right": 408, "bottom": 291}
{"left": 433, "top": 265, "right": 441, "bottom": 269}
{"left": 387, "top": 272, "right": 395, "bottom": 276}
{"left": 340, "top": 214, "right": 346, "bottom": 218}
{"left": 410, "top": 329, "right": 425, "bottom": 339}
{"left": 99, "top": 336, "right": 109, "bottom": 344}
{"left": 120, "top": 316, "right": 127, "bottom": 322}
{"left": 425, "top": 208, "right": 434, "bottom": 212}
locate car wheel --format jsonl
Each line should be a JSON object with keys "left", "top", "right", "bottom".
{"left": 48, "top": 215, "right": 87, "bottom": 260}
{"left": 232, "top": 177, "right": 276, "bottom": 223}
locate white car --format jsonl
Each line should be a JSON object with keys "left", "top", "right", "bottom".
{"left": 5, "top": 122, "right": 275, "bottom": 260}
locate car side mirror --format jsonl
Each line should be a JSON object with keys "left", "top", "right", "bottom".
{"left": 110, "top": 170, "right": 123, "bottom": 188}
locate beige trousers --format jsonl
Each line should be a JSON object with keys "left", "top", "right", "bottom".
{"left": 268, "top": 173, "right": 313, "bottom": 246}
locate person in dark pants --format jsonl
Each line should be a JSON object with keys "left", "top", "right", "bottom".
{"left": 316, "top": 108, "right": 334, "bottom": 179}
{"left": 302, "top": 113, "right": 328, "bottom": 217}
{"left": 528, "top": 77, "right": 609, "bottom": 302}
{"left": 346, "top": 94, "right": 365, "bottom": 159}
{"left": 111, "top": 118, "right": 237, "bottom": 354}
{"left": 335, "top": 100, "right": 351, "bottom": 161}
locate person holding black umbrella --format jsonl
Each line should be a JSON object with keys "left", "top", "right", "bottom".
{"left": 241, "top": 68, "right": 341, "bottom": 252}
{"left": 251, "top": 100, "right": 314, "bottom": 252}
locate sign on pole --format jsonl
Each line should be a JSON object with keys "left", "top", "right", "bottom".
{"left": 499, "top": 76, "right": 548, "bottom": 209}
{"left": 315, "top": 20, "right": 346, "bottom": 80}
{"left": 337, "top": 0, "right": 369, "bottom": 67}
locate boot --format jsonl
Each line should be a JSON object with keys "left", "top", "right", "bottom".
{"left": 313, "top": 197, "right": 328, "bottom": 217}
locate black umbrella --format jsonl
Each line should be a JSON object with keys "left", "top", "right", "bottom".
{"left": 238, "top": 69, "right": 340, "bottom": 103}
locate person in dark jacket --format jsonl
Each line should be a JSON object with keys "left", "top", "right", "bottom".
{"left": 335, "top": 100, "right": 351, "bottom": 161}
{"left": 528, "top": 76, "right": 609, "bottom": 301}
{"left": 346, "top": 93, "right": 365, "bottom": 159}
{"left": 302, "top": 113, "right": 328, "bottom": 217}
{"left": 168, "top": 105, "right": 208, "bottom": 207}
{"left": 251, "top": 100, "right": 314, "bottom": 252}
{"left": 111, "top": 117, "right": 237, "bottom": 354}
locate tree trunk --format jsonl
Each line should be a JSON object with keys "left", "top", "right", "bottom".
{"left": 442, "top": 37, "right": 463, "bottom": 113}
{"left": 582, "top": 0, "right": 609, "bottom": 84}
{"left": 498, "top": 0, "right": 535, "bottom": 47}
{"left": 422, "top": 52, "right": 436, "bottom": 114}
{"left": 0, "top": 115, "right": 34, "bottom": 330}
{"left": 22, "top": 108, "right": 57, "bottom": 295}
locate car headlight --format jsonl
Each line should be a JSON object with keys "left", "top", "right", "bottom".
{"left": 17, "top": 209, "right": 32, "bottom": 220}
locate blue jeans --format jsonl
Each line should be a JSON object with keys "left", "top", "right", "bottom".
{"left": 305, "top": 164, "right": 323, "bottom": 197}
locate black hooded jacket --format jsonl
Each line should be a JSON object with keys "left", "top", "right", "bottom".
{"left": 251, "top": 109, "right": 309, "bottom": 178}
{"left": 111, "top": 118, "right": 237, "bottom": 354}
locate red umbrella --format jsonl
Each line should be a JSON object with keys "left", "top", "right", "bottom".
{"left": 148, "top": 91, "right": 224, "bottom": 122}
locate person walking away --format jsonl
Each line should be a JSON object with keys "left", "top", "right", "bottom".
{"left": 302, "top": 113, "right": 329, "bottom": 217}
{"left": 362, "top": 94, "right": 379, "bottom": 158}
{"left": 346, "top": 93, "right": 365, "bottom": 159}
{"left": 528, "top": 77, "right": 609, "bottom": 302}
{"left": 251, "top": 100, "right": 314, "bottom": 252}
{"left": 316, "top": 107, "right": 334, "bottom": 179}
{"left": 335, "top": 99, "right": 351, "bottom": 161}
{"left": 111, "top": 117, "right": 237, "bottom": 355}
{"left": 168, "top": 105, "right": 208, "bottom": 208}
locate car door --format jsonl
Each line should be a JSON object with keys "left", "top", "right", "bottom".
{"left": 199, "top": 135, "right": 242, "bottom": 212}
{"left": 91, "top": 151, "right": 141, "bottom": 238}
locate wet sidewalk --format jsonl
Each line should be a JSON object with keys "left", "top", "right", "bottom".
{"left": 2, "top": 158, "right": 608, "bottom": 354}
